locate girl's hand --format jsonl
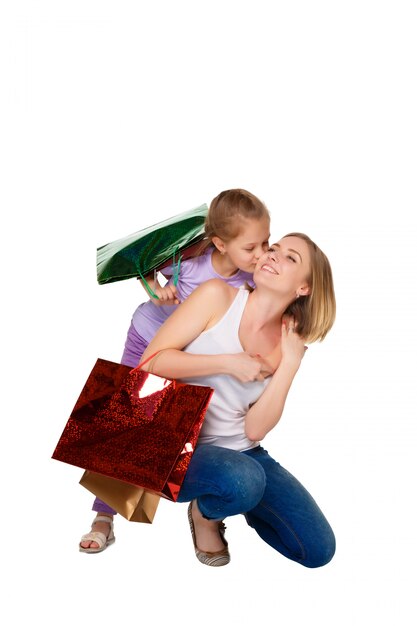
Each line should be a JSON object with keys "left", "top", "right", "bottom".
{"left": 152, "top": 284, "right": 179, "bottom": 306}
{"left": 280, "top": 317, "right": 307, "bottom": 369}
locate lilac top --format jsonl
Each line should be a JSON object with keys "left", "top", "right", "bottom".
{"left": 131, "top": 247, "right": 255, "bottom": 343}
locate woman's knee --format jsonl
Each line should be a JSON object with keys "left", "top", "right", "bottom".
{"left": 181, "top": 445, "right": 267, "bottom": 516}
{"left": 199, "top": 446, "right": 266, "bottom": 512}
{"left": 222, "top": 453, "right": 266, "bottom": 510}
{"left": 302, "top": 526, "right": 336, "bottom": 568}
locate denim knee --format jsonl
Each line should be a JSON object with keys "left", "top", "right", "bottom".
{"left": 302, "top": 527, "right": 336, "bottom": 568}
{"left": 224, "top": 453, "right": 267, "bottom": 511}
{"left": 198, "top": 451, "right": 267, "bottom": 519}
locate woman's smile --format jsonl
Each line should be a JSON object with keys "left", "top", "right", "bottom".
{"left": 260, "top": 263, "right": 278, "bottom": 275}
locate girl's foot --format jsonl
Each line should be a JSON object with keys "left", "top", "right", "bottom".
{"left": 79, "top": 515, "right": 115, "bottom": 552}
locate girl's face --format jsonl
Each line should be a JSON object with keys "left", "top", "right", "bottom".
{"left": 254, "top": 236, "right": 311, "bottom": 296}
{"left": 217, "top": 216, "right": 270, "bottom": 273}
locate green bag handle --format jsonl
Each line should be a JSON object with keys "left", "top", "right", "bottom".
{"left": 138, "top": 246, "right": 181, "bottom": 300}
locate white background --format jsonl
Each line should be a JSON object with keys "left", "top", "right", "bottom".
{"left": 1, "top": 2, "right": 416, "bottom": 624}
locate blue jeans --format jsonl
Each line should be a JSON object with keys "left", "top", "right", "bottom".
{"left": 177, "top": 444, "right": 336, "bottom": 568}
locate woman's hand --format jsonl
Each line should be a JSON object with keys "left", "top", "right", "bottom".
{"left": 225, "top": 353, "right": 272, "bottom": 382}
{"left": 280, "top": 317, "right": 307, "bottom": 369}
{"left": 244, "top": 319, "right": 307, "bottom": 442}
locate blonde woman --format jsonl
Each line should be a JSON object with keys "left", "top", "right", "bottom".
{"left": 141, "top": 233, "right": 336, "bottom": 568}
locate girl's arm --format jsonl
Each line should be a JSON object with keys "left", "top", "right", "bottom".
{"left": 140, "top": 280, "right": 264, "bottom": 382}
{"left": 138, "top": 272, "right": 179, "bottom": 305}
{"left": 245, "top": 322, "right": 307, "bottom": 441}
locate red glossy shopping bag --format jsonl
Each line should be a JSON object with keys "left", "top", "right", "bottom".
{"left": 52, "top": 357, "right": 213, "bottom": 502}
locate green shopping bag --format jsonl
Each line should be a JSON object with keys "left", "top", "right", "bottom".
{"left": 96, "top": 203, "right": 208, "bottom": 285}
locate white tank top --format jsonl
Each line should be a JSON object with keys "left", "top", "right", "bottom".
{"left": 181, "top": 288, "right": 268, "bottom": 451}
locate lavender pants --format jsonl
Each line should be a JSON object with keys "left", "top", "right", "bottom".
{"left": 92, "top": 322, "right": 148, "bottom": 515}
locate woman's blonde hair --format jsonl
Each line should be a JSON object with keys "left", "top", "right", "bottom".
{"left": 283, "top": 233, "right": 336, "bottom": 343}
{"left": 198, "top": 189, "right": 270, "bottom": 252}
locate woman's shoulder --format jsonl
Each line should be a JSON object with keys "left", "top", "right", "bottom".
{"left": 190, "top": 280, "right": 240, "bottom": 329}
{"left": 184, "top": 278, "right": 237, "bottom": 311}
{"left": 196, "top": 277, "right": 236, "bottom": 297}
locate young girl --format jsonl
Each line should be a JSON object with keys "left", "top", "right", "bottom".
{"left": 80, "top": 188, "right": 271, "bottom": 552}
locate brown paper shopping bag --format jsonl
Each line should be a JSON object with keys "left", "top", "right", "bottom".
{"left": 80, "top": 471, "right": 159, "bottom": 523}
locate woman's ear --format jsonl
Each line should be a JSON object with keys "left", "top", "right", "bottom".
{"left": 297, "top": 283, "right": 311, "bottom": 297}
{"left": 212, "top": 236, "right": 226, "bottom": 254}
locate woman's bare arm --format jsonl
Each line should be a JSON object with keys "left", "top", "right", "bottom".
{"left": 245, "top": 322, "right": 307, "bottom": 441}
{"left": 140, "top": 280, "right": 264, "bottom": 382}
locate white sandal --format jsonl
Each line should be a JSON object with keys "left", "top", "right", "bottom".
{"left": 79, "top": 515, "right": 115, "bottom": 553}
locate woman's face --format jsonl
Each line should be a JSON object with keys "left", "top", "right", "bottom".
{"left": 254, "top": 236, "right": 311, "bottom": 296}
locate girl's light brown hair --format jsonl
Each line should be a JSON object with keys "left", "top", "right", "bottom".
{"left": 199, "top": 188, "right": 270, "bottom": 252}
{"left": 283, "top": 233, "right": 336, "bottom": 343}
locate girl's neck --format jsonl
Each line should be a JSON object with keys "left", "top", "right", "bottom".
{"left": 211, "top": 248, "right": 239, "bottom": 278}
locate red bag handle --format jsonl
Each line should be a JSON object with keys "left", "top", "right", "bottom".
{"left": 131, "top": 351, "right": 182, "bottom": 390}
{"left": 131, "top": 351, "right": 161, "bottom": 373}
